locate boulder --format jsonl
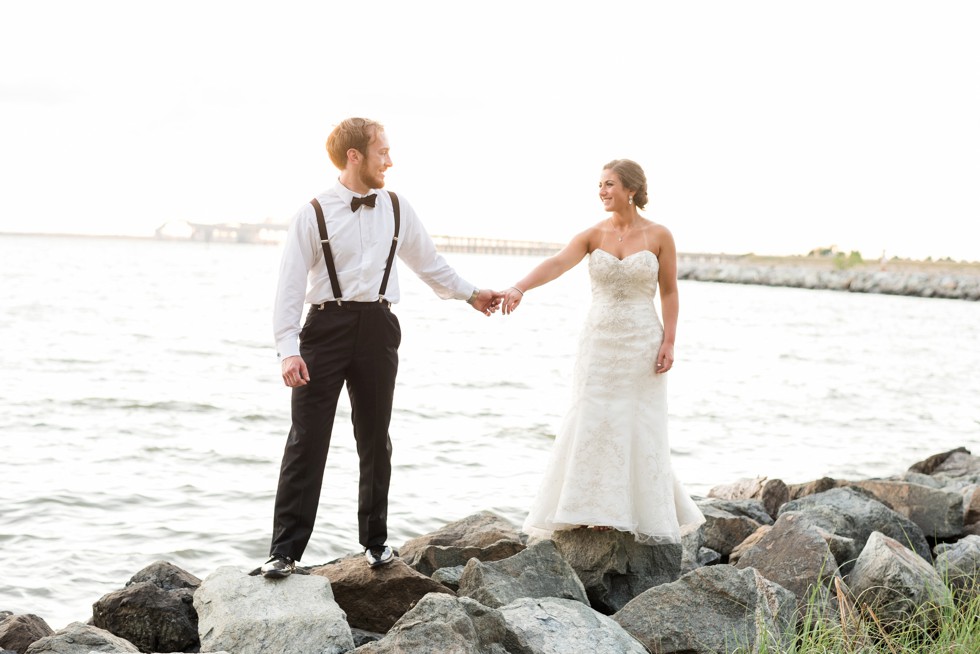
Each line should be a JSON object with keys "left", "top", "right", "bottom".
{"left": 680, "top": 522, "right": 712, "bottom": 573}
{"left": 695, "top": 498, "right": 772, "bottom": 557}
{"left": 845, "top": 479, "right": 964, "bottom": 538}
{"left": 907, "top": 447, "right": 974, "bottom": 477}
{"left": 964, "top": 485, "right": 980, "bottom": 527}
{"left": 708, "top": 476, "right": 789, "bottom": 520}
{"left": 613, "top": 565, "right": 796, "bottom": 654}
{"left": 351, "top": 628, "right": 384, "bottom": 649}
{"left": 194, "top": 566, "right": 353, "bottom": 654}
{"left": 24, "top": 622, "right": 138, "bottom": 653}
{"left": 352, "top": 593, "right": 530, "bottom": 653}
{"left": 431, "top": 565, "right": 465, "bottom": 591}
{"left": 312, "top": 554, "right": 455, "bottom": 633}
{"left": 778, "top": 487, "right": 931, "bottom": 570}
{"left": 92, "top": 561, "right": 200, "bottom": 653}
{"left": 847, "top": 531, "right": 953, "bottom": 629}
{"left": 728, "top": 525, "right": 771, "bottom": 565}
{"left": 734, "top": 513, "right": 840, "bottom": 609}
{"left": 457, "top": 539, "right": 588, "bottom": 609}
{"left": 498, "top": 597, "right": 647, "bottom": 653}
{"left": 400, "top": 511, "right": 525, "bottom": 577}
{"left": 934, "top": 534, "right": 980, "bottom": 598}
{"left": 786, "top": 476, "right": 838, "bottom": 501}
{"left": 0, "top": 614, "right": 53, "bottom": 654}
{"left": 551, "top": 529, "right": 681, "bottom": 614}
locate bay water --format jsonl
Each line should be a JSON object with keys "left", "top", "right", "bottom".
{"left": 1, "top": 234, "right": 977, "bottom": 628}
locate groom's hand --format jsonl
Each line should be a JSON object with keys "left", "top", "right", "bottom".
{"left": 281, "top": 355, "right": 310, "bottom": 387}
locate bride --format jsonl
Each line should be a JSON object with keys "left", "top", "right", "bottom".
{"left": 501, "top": 159, "right": 704, "bottom": 544}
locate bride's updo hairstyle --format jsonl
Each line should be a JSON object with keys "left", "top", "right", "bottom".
{"left": 603, "top": 159, "right": 648, "bottom": 210}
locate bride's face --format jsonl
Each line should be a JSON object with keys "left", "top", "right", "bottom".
{"left": 598, "top": 170, "right": 630, "bottom": 212}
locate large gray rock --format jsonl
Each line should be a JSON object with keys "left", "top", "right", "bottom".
{"left": 24, "top": 622, "right": 138, "bottom": 653}
{"left": 964, "top": 485, "right": 980, "bottom": 527}
{"left": 695, "top": 498, "right": 772, "bottom": 557}
{"left": 400, "top": 511, "right": 525, "bottom": 577}
{"left": 708, "top": 476, "right": 789, "bottom": 520}
{"left": 498, "top": 597, "right": 647, "bottom": 654}
{"left": 679, "top": 523, "right": 720, "bottom": 573}
{"left": 0, "top": 614, "right": 53, "bottom": 654}
{"left": 194, "top": 566, "right": 353, "bottom": 654}
{"left": 458, "top": 540, "right": 588, "bottom": 609}
{"left": 431, "top": 565, "right": 465, "bottom": 591}
{"left": 847, "top": 531, "right": 953, "bottom": 629}
{"left": 614, "top": 565, "right": 796, "bottom": 654}
{"left": 551, "top": 528, "right": 682, "bottom": 614}
{"left": 352, "top": 593, "right": 531, "bottom": 654}
{"left": 778, "top": 487, "right": 931, "bottom": 569}
{"left": 787, "top": 476, "right": 838, "bottom": 501}
{"left": 734, "top": 513, "right": 840, "bottom": 610}
{"left": 312, "top": 554, "right": 454, "bottom": 633}
{"left": 934, "top": 534, "right": 980, "bottom": 598}
{"left": 846, "top": 479, "right": 964, "bottom": 538}
{"left": 728, "top": 525, "right": 771, "bottom": 565}
{"left": 92, "top": 561, "right": 200, "bottom": 653}
{"left": 908, "top": 447, "right": 978, "bottom": 480}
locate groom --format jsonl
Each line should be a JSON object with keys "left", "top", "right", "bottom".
{"left": 262, "top": 117, "right": 502, "bottom": 578}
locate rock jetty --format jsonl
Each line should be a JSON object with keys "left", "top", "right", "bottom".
{"left": 678, "top": 259, "right": 980, "bottom": 300}
{"left": 2, "top": 447, "right": 978, "bottom": 653}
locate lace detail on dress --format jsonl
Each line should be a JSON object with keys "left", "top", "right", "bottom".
{"left": 523, "top": 249, "right": 705, "bottom": 544}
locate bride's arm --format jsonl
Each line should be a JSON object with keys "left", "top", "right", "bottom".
{"left": 656, "top": 228, "right": 678, "bottom": 373}
{"left": 501, "top": 229, "right": 592, "bottom": 315}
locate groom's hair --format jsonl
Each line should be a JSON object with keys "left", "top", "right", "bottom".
{"left": 327, "top": 118, "right": 385, "bottom": 170}
{"left": 603, "top": 159, "right": 649, "bottom": 210}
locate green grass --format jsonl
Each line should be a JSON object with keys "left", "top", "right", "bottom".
{"left": 755, "top": 578, "right": 979, "bottom": 653}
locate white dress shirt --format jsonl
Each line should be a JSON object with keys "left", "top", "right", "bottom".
{"left": 274, "top": 181, "right": 475, "bottom": 359}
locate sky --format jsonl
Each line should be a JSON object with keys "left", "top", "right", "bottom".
{"left": 2, "top": 1, "right": 978, "bottom": 261}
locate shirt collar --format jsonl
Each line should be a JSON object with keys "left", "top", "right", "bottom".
{"left": 333, "top": 179, "right": 379, "bottom": 204}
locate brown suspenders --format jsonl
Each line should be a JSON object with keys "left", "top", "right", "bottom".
{"left": 310, "top": 191, "right": 401, "bottom": 305}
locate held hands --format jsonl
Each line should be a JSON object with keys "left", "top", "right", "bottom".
{"left": 281, "top": 355, "right": 310, "bottom": 387}
{"left": 468, "top": 289, "right": 505, "bottom": 316}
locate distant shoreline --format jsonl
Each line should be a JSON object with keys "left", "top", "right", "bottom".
{"left": 3, "top": 232, "right": 978, "bottom": 297}
{"left": 3, "top": 230, "right": 978, "bottom": 267}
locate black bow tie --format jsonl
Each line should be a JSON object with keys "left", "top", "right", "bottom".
{"left": 350, "top": 194, "right": 377, "bottom": 212}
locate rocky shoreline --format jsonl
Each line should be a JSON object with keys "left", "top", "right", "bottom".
{"left": 678, "top": 259, "right": 980, "bottom": 300}
{"left": 2, "top": 447, "right": 978, "bottom": 654}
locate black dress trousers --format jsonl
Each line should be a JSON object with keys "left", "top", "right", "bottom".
{"left": 270, "top": 302, "right": 401, "bottom": 559}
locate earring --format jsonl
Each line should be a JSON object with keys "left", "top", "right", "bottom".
{"left": 628, "top": 196, "right": 633, "bottom": 205}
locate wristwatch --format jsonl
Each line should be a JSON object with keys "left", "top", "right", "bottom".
{"left": 467, "top": 288, "right": 480, "bottom": 305}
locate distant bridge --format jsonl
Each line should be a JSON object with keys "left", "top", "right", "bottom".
{"left": 431, "top": 235, "right": 564, "bottom": 256}
{"left": 155, "top": 222, "right": 566, "bottom": 254}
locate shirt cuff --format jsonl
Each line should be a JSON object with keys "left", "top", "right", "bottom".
{"left": 276, "top": 338, "right": 301, "bottom": 361}
{"left": 455, "top": 281, "right": 477, "bottom": 301}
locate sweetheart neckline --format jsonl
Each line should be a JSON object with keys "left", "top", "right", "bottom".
{"left": 592, "top": 248, "right": 657, "bottom": 263}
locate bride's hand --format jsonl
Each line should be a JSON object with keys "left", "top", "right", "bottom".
{"left": 502, "top": 286, "right": 524, "bottom": 315}
{"left": 655, "top": 343, "right": 674, "bottom": 374}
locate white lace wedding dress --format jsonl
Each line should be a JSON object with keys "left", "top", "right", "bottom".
{"left": 523, "top": 248, "right": 705, "bottom": 543}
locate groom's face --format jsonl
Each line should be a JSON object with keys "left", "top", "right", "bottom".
{"left": 356, "top": 130, "right": 393, "bottom": 190}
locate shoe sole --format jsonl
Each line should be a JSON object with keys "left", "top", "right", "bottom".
{"left": 367, "top": 553, "right": 395, "bottom": 568}
{"left": 262, "top": 569, "right": 293, "bottom": 579}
